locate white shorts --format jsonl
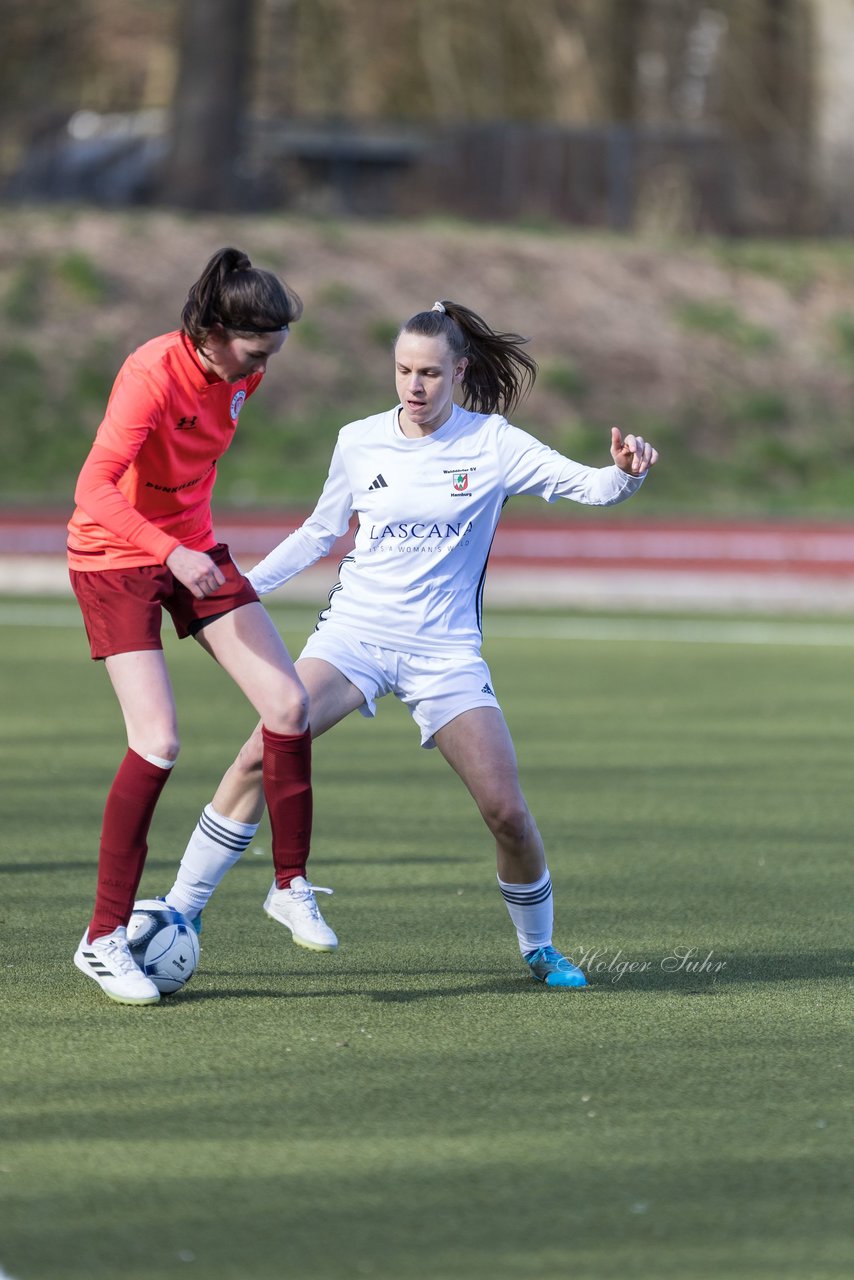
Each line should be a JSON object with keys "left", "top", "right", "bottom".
{"left": 298, "top": 627, "right": 500, "bottom": 748}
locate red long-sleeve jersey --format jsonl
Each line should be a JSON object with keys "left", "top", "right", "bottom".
{"left": 67, "top": 331, "right": 262, "bottom": 571}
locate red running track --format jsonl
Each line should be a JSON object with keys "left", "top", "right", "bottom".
{"left": 3, "top": 510, "right": 854, "bottom": 576}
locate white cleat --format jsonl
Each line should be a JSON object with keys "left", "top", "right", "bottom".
{"left": 263, "top": 876, "right": 339, "bottom": 951}
{"left": 74, "top": 926, "right": 161, "bottom": 1005}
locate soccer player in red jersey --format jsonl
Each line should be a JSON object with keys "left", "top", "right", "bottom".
{"left": 68, "top": 247, "right": 319, "bottom": 1005}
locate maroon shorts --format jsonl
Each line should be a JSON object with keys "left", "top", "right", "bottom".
{"left": 70, "top": 543, "right": 259, "bottom": 660}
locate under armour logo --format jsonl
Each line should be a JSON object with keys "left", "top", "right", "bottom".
{"left": 176, "top": 416, "right": 198, "bottom": 430}
{"left": 368, "top": 474, "right": 388, "bottom": 490}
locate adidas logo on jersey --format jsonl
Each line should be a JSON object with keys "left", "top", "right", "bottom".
{"left": 368, "top": 474, "right": 388, "bottom": 490}
{"left": 481, "top": 682, "right": 494, "bottom": 696}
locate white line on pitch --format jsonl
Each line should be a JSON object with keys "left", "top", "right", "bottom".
{"left": 485, "top": 616, "right": 854, "bottom": 647}
{"left": 3, "top": 604, "right": 854, "bottom": 648}
{"left": 0, "top": 604, "right": 83, "bottom": 627}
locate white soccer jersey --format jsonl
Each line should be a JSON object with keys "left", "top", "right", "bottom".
{"left": 248, "top": 404, "right": 645, "bottom": 655}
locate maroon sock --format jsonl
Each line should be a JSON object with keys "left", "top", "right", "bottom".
{"left": 88, "top": 749, "right": 172, "bottom": 941}
{"left": 262, "top": 726, "right": 312, "bottom": 889}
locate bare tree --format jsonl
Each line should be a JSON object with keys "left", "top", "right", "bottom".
{"left": 157, "top": 0, "right": 257, "bottom": 209}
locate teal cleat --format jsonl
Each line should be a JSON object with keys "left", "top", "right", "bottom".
{"left": 525, "top": 945, "right": 587, "bottom": 988}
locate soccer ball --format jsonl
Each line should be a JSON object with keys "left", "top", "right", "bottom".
{"left": 127, "top": 899, "right": 200, "bottom": 995}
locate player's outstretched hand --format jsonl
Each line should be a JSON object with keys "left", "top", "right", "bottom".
{"left": 610, "top": 427, "right": 659, "bottom": 476}
{"left": 166, "top": 546, "right": 227, "bottom": 599}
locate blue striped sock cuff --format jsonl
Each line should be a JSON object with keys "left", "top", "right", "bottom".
{"left": 497, "top": 873, "right": 553, "bottom": 906}
{"left": 199, "top": 805, "right": 258, "bottom": 855}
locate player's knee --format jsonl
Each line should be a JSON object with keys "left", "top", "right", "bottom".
{"left": 140, "top": 733, "right": 180, "bottom": 764}
{"left": 484, "top": 797, "right": 531, "bottom": 845}
{"left": 263, "top": 685, "right": 310, "bottom": 736}
{"left": 235, "top": 734, "right": 264, "bottom": 779}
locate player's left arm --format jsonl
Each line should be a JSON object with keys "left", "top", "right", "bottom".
{"left": 610, "top": 427, "right": 659, "bottom": 476}
{"left": 498, "top": 420, "right": 658, "bottom": 507}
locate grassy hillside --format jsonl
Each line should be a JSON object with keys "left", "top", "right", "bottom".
{"left": 4, "top": 207, "right": 854, "bottom": 516}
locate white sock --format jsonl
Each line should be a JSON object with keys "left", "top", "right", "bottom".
{"left": 497, "top": 867, "right": 554, "bottom": 954}
{"left": 166, "top": 804, "right": 259, "bottom": 919}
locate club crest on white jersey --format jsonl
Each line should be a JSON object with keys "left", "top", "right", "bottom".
{"left": 445, "top": 466, "right": 475, "bottom": 497}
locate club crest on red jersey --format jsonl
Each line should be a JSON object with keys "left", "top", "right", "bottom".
{"left": 230, "top": 389, "right": 247, "bottom": 421}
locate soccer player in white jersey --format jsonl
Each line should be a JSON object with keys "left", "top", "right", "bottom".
{"left": 165, "top": 300, "right": 658, "bottom": 988}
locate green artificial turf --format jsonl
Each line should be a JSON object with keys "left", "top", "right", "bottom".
{"left": 0, "top": 601, "right": 851, "bottom": 1280}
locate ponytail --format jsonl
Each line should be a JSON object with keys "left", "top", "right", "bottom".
{"left": 399, "top": 300, "right": 537, "bottom": 416}
{"left": 182, "top": 247, "right": 303, "bottom": 347}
